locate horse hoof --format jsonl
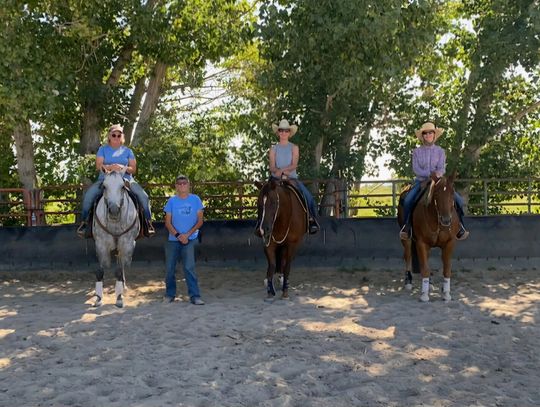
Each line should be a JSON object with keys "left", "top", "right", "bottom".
{"left": 264, "top": 296, "right": 275, "bottom": 303}
{"left": 281, "top": 295, "right": 290, "bottom": 301}
{"left": 442, "top": 292, "right": 452, "bottom": 301}
{"left": 93, "top": 296, "right": 102, "bottom": 307}
{"left": 115, "top": 295, "right": 123, "bottom": 308}
{"left": 404, "top": 283, "right": 413, "bottom": 291}
{"left": 419, "top": 293, "right": 430, "bottom": 302}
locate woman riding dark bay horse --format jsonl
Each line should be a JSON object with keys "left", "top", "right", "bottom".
{"left": 257, "top": 178, "right": 308, "bottom": 301}
{"left": 398, "top": 173, "right": 460, "bottom": 302}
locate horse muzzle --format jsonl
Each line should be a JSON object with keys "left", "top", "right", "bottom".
{"left": 439, "top": 215, "right": 452, "bottom": 227}
{"left": 108, "top": 204, "right": 121, "bottom": 219}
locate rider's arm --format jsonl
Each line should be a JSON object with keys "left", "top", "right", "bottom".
{"left": 95, "top": 156, "right": 105, "bottom": 172}
{"left": 125, "top": 158, "right": 136, "bottom": 175}
{"left": 282, "top": 144, "right": 299, "bottom": 175}
{"left": 433, "top": 148, "right": 446, "bottom": 178}
{"left": 269, "top": 147, "right": 280, "bottom": 177}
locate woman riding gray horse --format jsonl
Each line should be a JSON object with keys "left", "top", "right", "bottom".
{"left": 77, "top": 124, "right": 154, "bottom": 238}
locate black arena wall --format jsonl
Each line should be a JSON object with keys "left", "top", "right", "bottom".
{"left": 0, "top": 216, "right": 539, "bottom": 270}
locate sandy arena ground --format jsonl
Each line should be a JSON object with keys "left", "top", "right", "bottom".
{"left": 1, "top": 263, "right": 539, "bottom": 406}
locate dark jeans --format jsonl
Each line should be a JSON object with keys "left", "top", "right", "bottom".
{"left": 164, "top": 239, "right": 200, "bottom": 300}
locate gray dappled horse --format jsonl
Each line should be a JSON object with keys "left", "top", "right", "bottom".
{"left": 92, "top": 170, "right": 140, "bottom": 307}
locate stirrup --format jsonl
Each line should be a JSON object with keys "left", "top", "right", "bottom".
{"left": 456, "top": 226, "right": 469, "bottom": 241}
{"left": 147, "top": 221, "right": 155, "bottom": 236}
{"left": 399, "top": 224, "right": 411, "bottom": 240}
{"left": 308, "top": 217, "right": 320, "bottom": 235}
{"left": 76, "top": 222, "right": 87, "bottom": 238}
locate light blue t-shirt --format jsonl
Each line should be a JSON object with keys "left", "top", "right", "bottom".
{"left": 164, "top": 194, "right": 204, "bottom": 241}
{"left": 97, "top": 145, "right": 136, "bottom": 181}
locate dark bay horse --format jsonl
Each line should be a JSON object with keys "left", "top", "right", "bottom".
{"left": 397, "top": 173, "right": 460, "bottom": 302}
{"left": 257, "top": 178, "right": 308, "bottom": 301}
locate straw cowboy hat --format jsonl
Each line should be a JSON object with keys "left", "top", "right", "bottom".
{"left": 415, "top": 122, "right": 444, "bottom": 142}
{"left": 272, "top": 119, "right": 298, "bottom": 137}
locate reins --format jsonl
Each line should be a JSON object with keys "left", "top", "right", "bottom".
{"left": 94, "top": 188, "right": 139, "bottom": 240}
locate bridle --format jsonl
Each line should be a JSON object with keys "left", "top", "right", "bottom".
{"left": 94, "top": 175, "right": 138, "bottom": 239}
{"left": 262, "top": 184, "right": 290, "bottom": 247}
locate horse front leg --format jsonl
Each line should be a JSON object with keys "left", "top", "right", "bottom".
{"left": 402, "top": 240, "right": 413, "bottom": 290}
{"left": 94, "top": 242, "right": 111, "bottom": 307}
{"left": 264, "top": 247, "right": 277, "bottom": 302}
{"left": 94, "top": 267, "right": 104, "bottom": 307}
{"left": 114, "top": 260, "right": 126, "bottom": 308}
{"left": 441, "top": 241, "right": 455, "bottom": 301}
{"left": 416, "top": 242, "right": 431, "bottom": 302}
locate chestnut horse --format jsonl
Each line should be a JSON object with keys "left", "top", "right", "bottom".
{"left": 397, "top": 173, "right": 460, "bottom": 302}
{"left": 256, "top": 178, "right": 308, "bottom": 301}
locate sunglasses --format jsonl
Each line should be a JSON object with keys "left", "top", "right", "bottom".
{"left": 422, "top": 130, "right": 435, "bottom": 135}
{"left": 111, "top": 133, "right": 123, "bottom": 138}
{"left": 278, "top": 129, "right": 291, "bottom": 133}
{"left": 176, "top": 181, "right": 189, "bottom": 185}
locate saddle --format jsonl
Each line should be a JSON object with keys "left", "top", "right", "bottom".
{"left": 85, "top": 187, "right": 147, "bottom": 240}
{"left": 280, "top": 180, "right": 310, "bottom": 234}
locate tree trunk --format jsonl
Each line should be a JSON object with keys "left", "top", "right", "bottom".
{"left": 123, "top": 76, "right": 147, "bottom": 145}
{"left": 12, "top": 120, "right": 37, "bottom": 190}
{"left": 131, "top": 61, "right": 168, "bottom": 147}
{"left": 79, "top": 104, "right": 102, "bottom": 154}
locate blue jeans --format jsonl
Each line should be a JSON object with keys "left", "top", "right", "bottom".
{"left": 165, "top": 239, "right": 200, "bottom": 300}
{"left": 402, "top": 180, "right": 422, "bottom": 225}
{"left": 403, "top": 180, "right": 467, "bottom": 226}
{"left": 292, "top": 180, "right": 318, "bottom": 219}
{"left": 81, "top": 179, "right": 152, "bottom": 221}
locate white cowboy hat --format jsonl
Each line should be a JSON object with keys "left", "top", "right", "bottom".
{"left": 271, "top": 119, "right": 298, "bottom": 137}
{"left": 415, "top": 122, "right": 444, "bottom": 142}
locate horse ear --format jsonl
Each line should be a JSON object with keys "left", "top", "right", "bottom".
{"left": 254, "top": 181, "right": 264, "bottom": 190}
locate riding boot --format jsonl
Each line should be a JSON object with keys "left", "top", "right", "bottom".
{"left": 456, "top": 223, "right": 469, "bottom": 240}
{"left": 399, "top": 223, "right": 411, "bottom": 240}
{"left": 308, "top": 218, "right": 320, "bottom": 234}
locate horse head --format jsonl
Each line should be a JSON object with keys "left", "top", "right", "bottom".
{"left": 425, "top": 172, "right": 456, "bottom": 228}
{"left": 258, "top": 178, "right": 294, "bottom": 246}
{"left": 102, "top": 170, "right": 127, "bottom": 220}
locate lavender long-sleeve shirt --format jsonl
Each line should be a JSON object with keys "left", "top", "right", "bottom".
{"left": 412, "top": 144, "right": 446, "bottom": 181}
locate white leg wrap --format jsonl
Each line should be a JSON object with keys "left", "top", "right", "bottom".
{"left": 442, "top": 278, "right": 452, "bottom": 301}
{"left": 443, "top": 278, "right": 451, "bottom": 293}
{"left": 95, "top": 281, "right": 103, "bottom": 299}
{"left": 115, "top": 281, "right": 124, "bottom": 297}
{"left": 420, "top": 278, "right": 430, "bottom": 302}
